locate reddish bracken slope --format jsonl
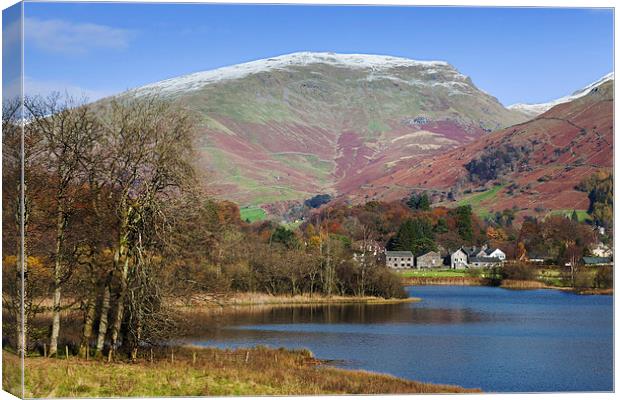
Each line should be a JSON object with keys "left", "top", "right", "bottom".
{"left": 346, "top": 80, "right": 613, "bottom": 217}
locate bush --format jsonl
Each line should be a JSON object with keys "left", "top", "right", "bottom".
{"left": 594, "top": 266, "right": 613, "bottom": 289}
{"left": 501, "top": 262, "right": 537, "bottom": 281}
{"left": 367, "top": 268, "right": 407, "bottom": 299}
{"left": 574, "top": 267, "right": 595, "bottom": 289}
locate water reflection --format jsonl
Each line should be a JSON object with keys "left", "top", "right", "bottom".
{"left": 194, "top": 303, "right": 485, "bottom": 327}
{"left": 180, "top": 286, "right": 612, "bottom": 392}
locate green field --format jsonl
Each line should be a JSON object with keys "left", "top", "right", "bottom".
{"left": 240, "top": 207, "right": 267, "bottom": 223}
{"left": 454, "top": 184, "right": 506, "bottom": 219}
{"left": 548, "top": 209, "right": 591, "bottom": 223}
{"left": 398, "top": 269, "right": 469, "bottom": 278}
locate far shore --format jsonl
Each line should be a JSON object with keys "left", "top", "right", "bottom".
{"left": 401, "top": 275, "right": 613, "bottom": 295}
{"left": 170, "top": 292, "right": 421, "bottom": 311}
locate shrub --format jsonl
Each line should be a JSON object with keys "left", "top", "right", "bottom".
{"left": 594, "top": 266, "right": 613, "bottom": 289}
{"left": 501, "top": 262, "right": 537, "bottom": 281}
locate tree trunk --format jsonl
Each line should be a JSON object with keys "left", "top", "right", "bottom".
{"left": 49, "top": 211, "right": 66, "bottom": 357}
{"left": 95, "top": 280, "right": 111, "bottom": 356}
{"left": 109, "top": 252, "right": 130, "bottom": 354}
{"left": 79, "top": 293, "right": 97, "bottom": 358}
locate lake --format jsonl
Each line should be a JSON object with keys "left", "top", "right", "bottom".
{"left": 186, "top": 286, "right": 613, "bottom": 392}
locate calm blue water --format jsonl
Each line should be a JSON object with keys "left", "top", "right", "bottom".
{"left": 188, "top": 286, "right": 613, "bottom": 392}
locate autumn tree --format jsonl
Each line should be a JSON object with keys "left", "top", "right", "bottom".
{"left": 93, "top": 96, "right": 196, "bottom": 359}
{"left": 25, "top": 94, "right": 102, "bottom": 357}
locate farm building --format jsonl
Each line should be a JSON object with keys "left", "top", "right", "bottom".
{"left": 468, "top": 256, "right": 503, "bottom": 268}
{"left": 582, "top": 256, "right": 613, "bottom": 266}
{"left": 417, "top": 251, "right": 443, "bottom": 269}
{"left": 385, "top": 251, "right": 414, "bottom": 269}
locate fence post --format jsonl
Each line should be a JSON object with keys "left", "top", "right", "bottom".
{"left": 192, "top": 352, "right": 196, "bottom": 365}
{"left": 245, "top": 351, "right": 249, "bottom": 363}
{"left": 65, "top": 345, "right": 69, "bottom": 360}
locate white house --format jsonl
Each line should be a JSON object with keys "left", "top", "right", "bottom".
{"left": 591, "top": 242, "right": 612, "bottom": 258}
{"left": 484, "top": 248, "right": 506, "bottom": 260}
{"left": 450, "top": 249, "right": 468, "bottom": 269}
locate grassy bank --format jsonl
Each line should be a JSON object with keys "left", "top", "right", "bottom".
{"left": 3, "top": 347, "right": 479, "bottom": 397}
{"left": 402, "top": 276, "right": 487, "bottom": 286}
{"left": 171, "top": 292, "right": 420, "bottom": 309}
{"left": 399, "top": 268, "right": 613, "bottom": 295}
{"left": 399, "top": 269, "right": 469, "bottom": 278}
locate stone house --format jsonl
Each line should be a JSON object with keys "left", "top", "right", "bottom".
{"left": 416, "top": 251, "right": 443, "bottom": 269}
{"left": 450, "top": 249, "right": 468, "bottom": 269}
{"left": 385, "top": 251, "right": 414, "bottom": 269}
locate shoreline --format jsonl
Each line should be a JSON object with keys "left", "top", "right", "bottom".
{"left": 169, "top": 292, "right": 421, "bottom": 310}
{"left": 401, "top": 276, "right": 613, "bottom": 295}
{"left": 3, "top": 347, "right": 480, "bottom": 396}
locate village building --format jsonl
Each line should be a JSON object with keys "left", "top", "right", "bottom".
{"left": 385, "top": 251, "right": 414, "bottom": 269}
{"left": 451, "top": 245, "right": 506, "bottom": 269}
{"left": 352, "top": 240, "right": 384, "bottom": 263}
{"left": 468, "top": 256, "right": 503, "bottom": 268}
{"left": 582, "top": 256, "right": 613, "bottom": 267}
{"left": 591, "top": 242, "right": 612, "bottom": 258}
{"left": 483, "top": 248, "right": 506, "bottom": 260}
{"left": 523, "top": 250, "right": 551, "bottom": 264}
{"left": 450, "top": 249, "right": 468, "bottom": 269}
{"left": 416, "top": 251, "right": 443, "bottom": 269}
{"left": 461, "top": 245, "right": 485, "bottom": 258}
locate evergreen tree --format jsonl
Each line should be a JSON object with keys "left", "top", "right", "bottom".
{"left": 392, "top": 218, "right": 437, "bottom": 256}
{"left": 406, "top": 192, "right": 431, "bottom": 211}
{"left": 453, "top": 205, "right": 474, "bottom": 242}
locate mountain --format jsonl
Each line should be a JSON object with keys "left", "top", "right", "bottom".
{"left": 508, "top": 72, "right": 614, "bottom": 119}
{"left": 348, "top": 78, "right": 613, "bottom": 220}
{"left": 125, "top": 52, "right": 527, "bottom": 206}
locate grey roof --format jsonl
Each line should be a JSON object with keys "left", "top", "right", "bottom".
{"left": 418, "top": 251, "right": 441, "bottom": 258}
{"left": 484, "top": 248, "right": 501, "bottom": 255}
{"left": 461, "top": 246, "right": 479, "bottom": 256}
{"left": 386, "top": 251, "right": 414, "bottom": 258}
{"left": 582, "top": 256, "right": 612, "bottom": 265}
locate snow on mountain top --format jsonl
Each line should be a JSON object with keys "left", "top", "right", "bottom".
{"left": 508, "top": 72, "right": 614, "bottom": 118}
{"left": 130, "top": 52, "right": 459, "bottom": 96}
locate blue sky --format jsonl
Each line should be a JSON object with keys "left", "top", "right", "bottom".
{"left": 5, "top": 3, "right": 615, "bottom": 105}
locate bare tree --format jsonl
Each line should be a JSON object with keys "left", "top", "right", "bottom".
{"left": 2, "top": 98, "right": 27, "bottom": 355}
{"left": 25, "top": 94, "right": 101, "bottom": 357}
{"left": 95, "top": 96, "right": 196, "bottom": 358}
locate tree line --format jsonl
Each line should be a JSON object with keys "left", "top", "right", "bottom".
{"left": 2, "top": 94, "right": 404, "bottom": 361}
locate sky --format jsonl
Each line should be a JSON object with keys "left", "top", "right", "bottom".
{"left": 3, "top": 3, "right": 615, "bottom": 105}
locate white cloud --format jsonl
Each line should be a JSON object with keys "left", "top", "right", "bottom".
{"left": 24, "top": 17, "right": 134, "bottom": 54}
{"left": 23, "top": 76, "right": 114, "bottom": 102}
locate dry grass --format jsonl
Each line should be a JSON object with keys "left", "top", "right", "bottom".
{"left": 170, "top": 292, "right": 420, "bottom": 309}
{"left": 401, "top": 276, "right": 487, "bottom": 286}
{"left": 500, "top": 279, "right": 549, "bottom": 289}
{"left": 3, "top": 347, "right": 479, "bottom": 397}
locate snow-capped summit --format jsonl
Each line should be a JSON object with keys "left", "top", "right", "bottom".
{"left": 508, "top": 72, "right": 614, "bottom": 118}
{"left": 130, "top": 52, "right": 464, "bottom": 96}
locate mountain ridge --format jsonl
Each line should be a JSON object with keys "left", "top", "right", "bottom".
{"left": 119, "top": 51, "right": 527, "bottom": 206}
{"left": 508, "top": 72, "right": 614, "bottom": 118}
{"left": 347, "top": 78, "right": 613, "bottom": 220}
